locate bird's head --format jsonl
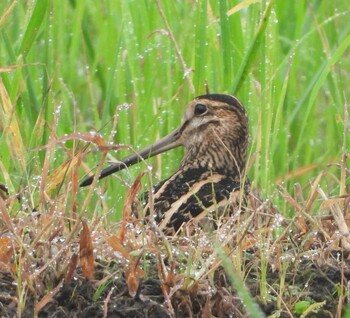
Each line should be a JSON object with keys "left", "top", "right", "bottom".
{"left": 80, "top": 94, "right": 249, "bottom": 187}
{"left": 175, "top": 94, "right": 249, "bottom": 173}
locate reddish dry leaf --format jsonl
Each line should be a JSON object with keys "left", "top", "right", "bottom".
{"left": 238, "top": 234, "right": 257, "bottom": 251}
{"left": 302, "top": 235, "right": 320, "bottom": 251}
{"left": 278, "top": 186, "right": 301, "bottom": 212}
{"left": 123, "top": 171, "right": 145, "bottom": 219}
{"left": 238, "top": 226, "right": 273, "bottom": 252}
{"left": 45, "top": 152, "right": 83, "bottom": 192}
{"left": 47, "top": 223, "right": 64, "bottom": 242}
{"left": 270, "top": 244, "right": 282, "bottom": 272}
{"left": 165, "top": 261, "right": 176, "bottom": 288}
{"left": 65, "top": 253, "right": 78, "bottom": 284}
{"left": 321, "top": 219, "right": 337, "bottom": 236}
{"left": 107, "top": 235, "right": 130, "bottom": 259}
{"left": 70, "top": 157, "right": 80, "bottom": 220}
{"left": 79, "top": 221, "right": 94, "bottom": 280}
{"left": 37, "top": 131, "right": 111, "bottom": 193}
{"left": 318, "top": 187, "right": 350, "bottom": 250}
{"left": 119, "top": 171, "right": 146, "bottom": 241}
{"left": 295, "top": 215, "right": 308, "bottom": 234}
{"left": 0, "top": 236, "right": 13, "bottom": 271}
{"left": 293, "top": 183, "right": 304, "bottom": 200}
{"left": 126, "top": 254, "right": 144, "bottom": 298}
{"left": 0, "top": 2, "right": 18, "bottom": 30}
{"left": 202, "top": 297, "right": 212, "bottom": 318}
{"left": 0, "top": 196, "right": 14, "bottom": 233}
{"left": 127, "top": 268, "right": 139, "bottom": 298}
{"left": 157, "top": 253, "right": 172, "bottom": 295}
{"left": 107, "top": 235, "right": 144, "bottom": 279}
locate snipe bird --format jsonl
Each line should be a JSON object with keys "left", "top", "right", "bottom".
{"left": 81, "top": 94, "right": 249, "bottom": 234}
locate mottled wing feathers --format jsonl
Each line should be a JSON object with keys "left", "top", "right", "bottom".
{"left": 142, "top": 165, "right": 248, "bottom": 233}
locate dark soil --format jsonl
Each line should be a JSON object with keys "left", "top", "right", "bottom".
{"left": 1, "top": 255, "right": 349, "bottom": 318}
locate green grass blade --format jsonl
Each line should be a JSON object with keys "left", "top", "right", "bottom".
{"left": 18, "top": 0, "right": 49, "bottom": 58}
{"left": 291, "top": 31, "right": 350, "bottom": 163}
{"left": 231, "top": 0, "right": 276, "bottom": 94}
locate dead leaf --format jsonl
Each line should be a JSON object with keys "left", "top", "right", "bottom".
{"left": 79, "top": 221, "right": 94, "bottom": 280}
{"left": 36, "top": 131, "right": 113, "bottom": 193}
{"left": 65, "top": 253, "right": 78, "bottom": 284}
{"left": 107, "top": 235, "right": 130, "bottom": 259}
{"left": 295, "top": 215, "right": 308, "bottom": 234}
{"left": 0, "top": 196, "right": 14, "bottom": 233}
{"left": 119, "top": 171, "right": 146, "bottom": 241}
{"left": 123, "top": 171, "right": 145, "bottom": 219}
{"left": 165, "top": 261, "right": 176, "bottom": 289}
{"left": 202, "top": 297, "right": 212, "bottom": 318}
{"left": 157, "top": 253, "right": 173, "bottom": 295}
{"left": 127, "top": 267, "right": 139, "bottom": 298}
{"left": 126, "top": 254, "right": 144, "bottom": 298}
{"left": 321, "top": 219, "right": 337, "bottom": 236}
{"left": 239, "top": 234, "right": 257, "bottom": 251}
{"left": 0, "top": 236, "right": 13, "bottom": 271}
{"left": 0, "top": 65, "right": 23, "bottom": 73}
{"left": 278, "top": 186, "right": 301, "bottom": 212}
{"left": 44, "top": 149, "right": 84, "bottom": 192}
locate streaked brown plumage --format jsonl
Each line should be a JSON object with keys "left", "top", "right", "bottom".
{"left": 81, "top": 94, "right": 249, "bottom": 234}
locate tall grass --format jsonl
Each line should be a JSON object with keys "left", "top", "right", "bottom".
{"left": 0, "top": 0, "right": 349, "bottom": 232}
{"left": 2, "top": 1, "right": 349, "bottom": 209}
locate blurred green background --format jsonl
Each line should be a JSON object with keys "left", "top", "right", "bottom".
{"left": 0, "top": 0, "right": 349, "bottom": 219}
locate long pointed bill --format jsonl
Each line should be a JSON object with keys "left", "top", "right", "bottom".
{"left": 80, "top": 127, "right": 182, "bottom": 187}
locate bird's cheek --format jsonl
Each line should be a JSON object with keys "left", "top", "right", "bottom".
{"left": 182, "top": 134, "right": 198, "bottom": 148}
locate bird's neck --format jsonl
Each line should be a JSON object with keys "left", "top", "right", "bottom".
{"left": 180, "top": 143, "right": 246, "bottom": 178}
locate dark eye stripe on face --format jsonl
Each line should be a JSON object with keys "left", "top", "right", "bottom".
{"left": 179, "top": 119, "right": 190, "bottom": 136}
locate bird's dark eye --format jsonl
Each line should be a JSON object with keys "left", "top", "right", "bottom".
{"left": 194, "top": 103, "right": 207, "bottom": 116}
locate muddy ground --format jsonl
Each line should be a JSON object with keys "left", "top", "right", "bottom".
{"left": 1, "top": 253, "right": 348, "bottom": 318}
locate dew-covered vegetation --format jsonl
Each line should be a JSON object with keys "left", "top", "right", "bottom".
{"left": 0, "top": 1, "right": 350, "bottom": 317}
